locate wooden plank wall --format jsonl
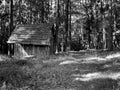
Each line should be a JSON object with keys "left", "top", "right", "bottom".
{"left": 23, "top": 45, "right": 50, "bottom": 59}
{"left": 14, "top": 44, "right": 29, "bottom": 59}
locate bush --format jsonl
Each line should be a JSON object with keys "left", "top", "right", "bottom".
{"left": 70, "top": 40, "right": 86, "bottom": 51}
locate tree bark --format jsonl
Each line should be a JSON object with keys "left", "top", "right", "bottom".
{"left": 18, "top": 0, "right": 22, "bottom": 24}
{"left": 8, "top": 0, "right": 13, "bottom": 56}
{"left": 107, "top": 0, "right": 113, "bottom": 51}
{"left": 69, "top": 0, "right": 71, "bottom": 50}
{"left": 54, "top": 0, "right": 60, "bottom": 54}
{"left": 41, "top": 1, "right": 45, "bottom": 23}
{"left": 101, "top": 1, "right": 106, "bottom": 50}
{"left": 64, "top": 0, "right": 69, "bottom": 51}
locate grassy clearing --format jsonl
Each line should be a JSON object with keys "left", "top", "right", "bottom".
{"left": 1, "top": 51, "right": 120, "bottom": 90}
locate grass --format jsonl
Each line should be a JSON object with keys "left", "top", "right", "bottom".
{"left": 1, "top": 51, "right": 120, "bottom": 90}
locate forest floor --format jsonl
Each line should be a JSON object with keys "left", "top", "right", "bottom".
{"left": 1, "top": 50, "right": 120, "bottom": 90}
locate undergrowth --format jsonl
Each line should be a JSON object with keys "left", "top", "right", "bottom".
{"left": 1, "top": 55, "right": 120, "bottom": 90}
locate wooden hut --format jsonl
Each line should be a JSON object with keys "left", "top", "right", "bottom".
{"left": 7, "top": 24, "right": 53, "bottom": 59}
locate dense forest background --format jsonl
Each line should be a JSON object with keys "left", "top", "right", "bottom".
{"left": 0, "top": 0, "right": 120, "bottom": 54}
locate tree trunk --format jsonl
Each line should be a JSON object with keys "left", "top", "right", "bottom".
{"left": 107, "top": 0, "right": 113, "bottom": 51}
{"left": 103, "top": 26, "right": 106, "bottom": 49}
{"left": 113, "top": 0, "right": 117, "bottom": 48}
{"left": 30, "top": 2, "right": 33, "bottom": 24}
{"left": 101, "top": 1, "right": 107, "bottom": 50}
{"left": 10, "top": 0, "right": 13, "bottom": 35}
{"left": 54, "top": 0, "right": 60, "bottom": 54}
{"left": 18, "top": 0, "right": 22, "bottom": 24}
{"left": 8, "top": 0, "right": 13, "bottom": 56}
{"left": 69, "top": 0, "right": 71, "bottom": 50}
{"left": 64, "top": 0, "right": 69, "bottom": 52}
{"left": 41, "top": 1, "right": 44, "bottom": 23}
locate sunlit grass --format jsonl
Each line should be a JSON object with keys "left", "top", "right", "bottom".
{"left": 74, "top": 72, "right": 120, "bottom": 81}
{"left": 106, "top": 53, "right": 120, "bottom": 59}
{"left": 1, "top": 50, "right": 120, "bottom": 90}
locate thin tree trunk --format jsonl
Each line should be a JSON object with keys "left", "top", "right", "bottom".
{"left": 69, "top": 0, "right": 71, "bottom": 50}
{"left": 103, "top": 26, "right": 106, "bottom": 49}
{"left": 107, "top": 0, "right": 113, "bottom": 50}
{"left": 64, "top": 0, "right": 69, "bottom": 51}
{"left": 28, "top": 1, "right": 32, "bottom": 24}
{"left": 8, "top": 0, "right": 13, "bottom": 55}
{"left": 41, "top": 1, "right": 44, "bottom": 23}
{"left": 113, "top": 0, "right": 117, "bottom": 48}
{"left": 101, "top": 1, "right": 106, "bottom": 50}
{"left": 55, "top": 0, "right": 59, "bottom": 53}
{"left": 10, "top": 0, "right": 13, "bottom": 35}
{"left": 18, "top": 0, "right": 22, "bottom": 24}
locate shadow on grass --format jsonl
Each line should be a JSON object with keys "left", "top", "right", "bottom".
{"left": 0, "top": 58, "right": 33, "bottom": 88}
{"left": 1, "top": 50, "right": 120, "bottom": 90}
{"left": 73, "top": 78, "right": 118, "bottom": 90}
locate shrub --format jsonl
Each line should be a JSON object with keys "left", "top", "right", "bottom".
{"left": 70, "top": 40, "right": 86, "bottom": 51}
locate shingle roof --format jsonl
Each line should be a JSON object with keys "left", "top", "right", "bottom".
{"left": 7, "top": 23, "right": 52, "bottom": 45}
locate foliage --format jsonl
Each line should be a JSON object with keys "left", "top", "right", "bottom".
{"left": 1, "top": 0, "right": 120, "bottom": 52}
{"left": 70, "top": 39, "right": 86, "bottom": 51}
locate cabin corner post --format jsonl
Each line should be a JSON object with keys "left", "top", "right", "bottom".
{"left": 8, "top": 43, "right": 12, "bottom": 56}
{"left": 8, "top": 43, "right": 14, "bottom": 56}
{"left": 8, "top": 44, "right": 10, "bottom": 56}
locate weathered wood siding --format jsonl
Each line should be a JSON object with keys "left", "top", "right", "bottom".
{"left": 14, "top": 44, "right": 28, "bottom": 59}
{"left": 23, "top": 44, "right": 50, "bottom": 59}
{"left": 14, "top": 44, "right": 50, "bottom": 59}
